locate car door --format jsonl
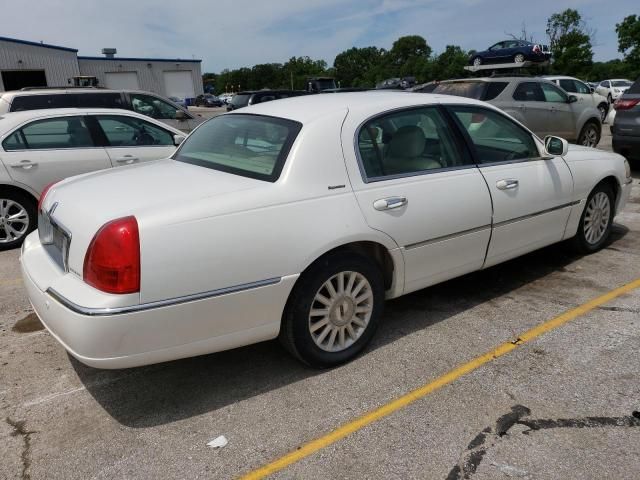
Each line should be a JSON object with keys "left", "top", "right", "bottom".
{"left": 486, "top": 42, "right": 505, "bottom": 61}
{"left": 0, "top": 115, "right": 112, "bottom": 194}
{"left": 342, "top": 106, "right": 493, "bottom": 294}
{"left": 510, "top": 82, "right": 549, "bottom": 137}
{"left": 90, "top": 114, "right": 177, "bottom": 166}
{"left": 446, "top": 105, "right": 574, "bottom": 267}
{"left": 540, "top": 82, "right": 576, "bottom": 139}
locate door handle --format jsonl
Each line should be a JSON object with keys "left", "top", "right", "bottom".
{"left": 373, "top": 196, "right": 408, "bottom": 211}
{"left": 10, "top": 160, "right": 38, "bottom": 169}
{"left": 115, "top": 156, "right": 139, "bottom": 164}
{"left": 496, "top": 179, "right": 519, "bottom": 190}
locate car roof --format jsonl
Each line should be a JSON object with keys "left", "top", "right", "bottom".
{"left": 0, "top": 108, "right": 183, "bottom": 133}
{"left": 0, "top": 88, "right": 169, "bottom": 99}
{"left": 230, "top": 91, "right": 490, "bottom": 124}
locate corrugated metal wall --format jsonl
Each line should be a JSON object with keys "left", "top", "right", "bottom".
{"left": 0, "top": 41, "right": 80, "bottom": 90}
{"left": 78, "top": 59, "right": 204, "bottom": 97}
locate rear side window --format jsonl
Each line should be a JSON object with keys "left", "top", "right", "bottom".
{"left": 10, "top": 94, "right": 73, "bottom": 112}
{"left": 432, "top": 82, "right": 485, "bottom": 99}
{"left": 483, "top": 82, "right": 508, "bottom": 100}
{"left": 75, "top": 93, "right": 124, "bottom": 108}
{"left": 513, "top": 82, "right": 544, "bottom": 101}
{"left": 175, "top": 114, "right": 301, "bottom": 182}
{"left": 3, "top": 116, "right": 94, "bottom": 150}
{"left": 231, "top": 94, "right": 251, "bottom": 108}
{"left": 357, "top": 107, "right": 471, "bottom": 180}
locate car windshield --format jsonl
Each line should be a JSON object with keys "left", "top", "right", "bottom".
{"left": 231, "top": 94, "right": 251, "bottom": 107}
{"left": 174, "top": 114, "right": 302, "bottom": 181}
{"left": 612, "top": 80, "right": 632, "bottom": 87}
{"left": 432, "top": 82, "right": 486, "bottom": 100}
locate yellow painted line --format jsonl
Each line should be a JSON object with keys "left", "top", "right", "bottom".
{"left": 0, "top": 278, "right": 22, "bottom": 286}
{"left": 240, "top": 277, "right": 640, "bottom": 480}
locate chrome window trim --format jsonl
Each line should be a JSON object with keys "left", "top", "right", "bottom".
{"left": 46, "top": 277, "right": 282, "bottom": 317}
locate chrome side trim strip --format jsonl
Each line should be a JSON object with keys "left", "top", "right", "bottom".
{"left": 46, "top": 277, "right": 282, "bottom": 317}
{"left": 405, "top": 224, "right": 492, "bottom": 250}
{"left": 493, "top": 200, "right": 581, "bottom": 228}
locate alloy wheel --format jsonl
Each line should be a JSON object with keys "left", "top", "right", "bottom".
{"left": 0, "top": 198, "right": 30, "bottom": 244}
{"left": 580, "top": 125, "right": 599, "bottom": 147}
{"left": 308, "top": 271, "right": 373, "bottom": 352}
{"left": 598, "top": 105, "right": 607, "bottom": 123}
{"left": 583, "top": 192, "right": 611, "bottom": 245}
{"left": 514, "top": 54, "right": 525, "bottom": 63}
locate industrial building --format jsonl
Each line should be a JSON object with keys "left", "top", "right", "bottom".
{"left": 0, "top": 36, "right": 203, "bottom": 100}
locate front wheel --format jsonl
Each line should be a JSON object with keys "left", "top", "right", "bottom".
{"left": 570, "top": 184, "right": 614, "bottom": 254}
{"left": 0, "top": 192, "right": 37, "bottom": 250}
{"left": 472, "top": 56, "right": 482, "bottom": 67}
{"left": 280, "top": 252, "right": 385, "bottom": 368}
{"left": 578, "top": 121, "right": 601, "bottom": 147}
{"left": 598, "top": 104, "right": 608, "bottom": 123}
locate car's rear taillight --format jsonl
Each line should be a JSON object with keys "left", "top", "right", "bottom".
{"left": 83, "top": 216, "right": 140, "bottom": 294}
{"left": 533, "top": 44, "right": 541, "bottom": 54}
{"left": 38, "top": 181, "right": 59, "bottom": 212}
{"left": 614, "top": 98, "right": 639, "bottom": 110}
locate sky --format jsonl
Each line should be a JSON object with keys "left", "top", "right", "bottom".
{"left": 1, "top": 0, "right": 638, "bottom": 72}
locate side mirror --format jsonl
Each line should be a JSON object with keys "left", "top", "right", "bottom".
{"left": 544, "top": 135, "right": 569, "bottom": 157}
{"left": 589, "top": 87, "right": 595, "bottom": 93}
{"left": 175, "top": 110, "right": 188, "bottom": 121}
{"left": 173, "top": 134, "right": 186, "bottom": 146}
{"left": 568, "top": 95, "right": 578, "bottom": 103}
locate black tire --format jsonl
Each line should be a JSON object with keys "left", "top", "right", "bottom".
{"left": 0, "top": 190, "right": 37, "bottom": 251}
{"left": 598, "top": 103, "right": 608, "bottom": 123}
{"left": 607, "top": 93, "right": 612, "bottom": 104}
{"left": 578, "top": 120, "right": 601, "bottom": 147}
{"left": 570, "top": 183, "right": 615, "bottom": 254}
{"left": 279, "top": 251, "right": 385, "bottom": 368}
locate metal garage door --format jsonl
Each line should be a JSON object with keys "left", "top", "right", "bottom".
{"left": 163, "top": 71, "right": 195, "bottom": 99}
{"left": 104, "top": 72, "right": 140, "bottom": 90}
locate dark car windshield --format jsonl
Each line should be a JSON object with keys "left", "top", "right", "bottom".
{"left": 231, "top": 94, "right": 251, "bottom": 108}
{"left": 612, "top": 80, "right": 632, "bottom": 87}
{"left": 174, "top": 114, "right": 302, "bottom": 182}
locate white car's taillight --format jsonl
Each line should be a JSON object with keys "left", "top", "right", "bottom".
{"left": 83, "top": 216, "right": 140, "bottom": 294}
{"left": 38, "top": 181, "right": 59, "bottom": 212}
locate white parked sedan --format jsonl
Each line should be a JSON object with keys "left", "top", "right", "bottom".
{"left": 0, "top": 108, "right": 186, "bottom": 249}
{"left": 21, "top": 92, "right": 633, "bottom": 369}
{"left": 595, "top": 79, "right": 633, "bottom": 103}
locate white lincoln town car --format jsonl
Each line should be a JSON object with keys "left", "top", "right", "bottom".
{"left": 21, "top": 92, "right": 633, "bottom": 369}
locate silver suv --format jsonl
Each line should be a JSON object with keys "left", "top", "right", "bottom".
{"left": 428, "top": 77, "right": 602, "bottom": 147}
{"left": 0, "top": 88, "right": 204, "bottom": 132}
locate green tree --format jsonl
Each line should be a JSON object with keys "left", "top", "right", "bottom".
{"left": 546, "top": 9, "right": 593, "bottom": 76}
{"left": 333, "top": 46, "right": 388, "bottom": 87}
{"left": 389, "top": 35, "right": 432, "bottom": 78}
{"left": 616, "top": 15, "right": 640, "bottom": 77}
{"left": 429, "top": 45, "right": 469, "bottom": 81}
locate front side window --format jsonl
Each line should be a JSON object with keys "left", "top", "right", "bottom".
{"left": 513, "top": 82, "right": 544, "bottom": 102}
{"left": 574, "top": 80, "right": 591, "bottom": 94}
{"left": 357, "top": 107, "right": 470, "bottom": 179}
{"left": 489, "top": 43, "right": 504, "bottom": 51}
{"left": 130, "top": 93, "right": 183, "bottom": 119}
{"left": 175, "top": 114, "right": 301, "bottom": 182}
{"left": 541, "top": 82, "right": 569, "bottom": 102}
{"left": 449, "top": 106, "right": 539, "bottom": 164}
{"left": 3, "top": 116, "right": 94, "bottom": 151}
{"left": 95, "top": 115, "right": 174, "bottom": 147}
{"left": 558, "top": 79, "right": 577, "bottom": 93}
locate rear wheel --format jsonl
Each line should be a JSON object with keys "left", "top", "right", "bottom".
{"left": 578, "top": 121, "right": 601, "bottom": 147}
{"left": 571, "top": 183, "right": 614, "bottom": 254}
{"left": 280, "top": 252, "right": 384, "bottom": 368}
{"left": 0, "top": 192, "right": 37, "bottom": 250}
{"left": 514, "top": 53, "right": 526, "bottom": 64}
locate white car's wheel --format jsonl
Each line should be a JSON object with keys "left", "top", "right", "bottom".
{"left": 578, "top": 121, "right": 601, "bottom": 147}
{"left": 0, "top": 192, "right": 36, "bottom": 250}
{"left": 280, "top": 251, "right": 384, "bottom": 368}
{"left": 514, "top": 53, "right": 526, "bottom": 64}
{"left": 571, "top": 183, "right": 614, "bottom": 253}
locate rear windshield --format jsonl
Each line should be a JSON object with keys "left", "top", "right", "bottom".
{"left": 174, "top": 114, "right": 302, "bottom": 182}
{"left": 627, "top": 79, "right": 640, "bottom": 94}
{"left": 231, "top": 94, "right": 251, "bottom": 108}
{"left": 432, "top": 81, "right": 507, "bottom": 101}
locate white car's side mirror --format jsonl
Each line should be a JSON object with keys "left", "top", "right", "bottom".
{"left": 544, "top": 135, "right": 569, "bottom": 157}
{"left": 174, "top": 134, "right": 186, "bottom": 146}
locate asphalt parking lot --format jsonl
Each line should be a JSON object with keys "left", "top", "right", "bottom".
{"left": 1, "top": 129, "right": 639, "bottom": 480}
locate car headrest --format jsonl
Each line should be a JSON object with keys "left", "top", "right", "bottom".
{"left": 387, "top": 125, "right": 426, "bottom": 158}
